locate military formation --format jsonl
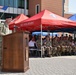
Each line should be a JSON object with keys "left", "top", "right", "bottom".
{"left": 29, "top": 34, "right": 76, "bottom": 57}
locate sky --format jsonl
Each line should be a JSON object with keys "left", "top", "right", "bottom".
{"left": 69, "top": 0, "right": 76, "bottom": 13}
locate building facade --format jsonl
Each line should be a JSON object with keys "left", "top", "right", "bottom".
{"left": 0, "top": 0, "right": 73, "bottom": 20}
{"left": 0, "top": 0, "right": 29, "bottom": 19}
{"left": 28, "top": 0, "right": 64, "bottom": 16}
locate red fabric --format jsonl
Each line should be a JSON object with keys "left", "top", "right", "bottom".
{"left": 9, "top": 10, "right": 76, "bottom": 31}
{"left": 9, "top": 14, "right": 28, "bottom": 29}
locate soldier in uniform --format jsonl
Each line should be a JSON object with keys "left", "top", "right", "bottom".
{"left": 36, "top": 35, "right": 41, "bottom": 49}
{"left": 53, "top": 34, "right": 59, "bottom": 47}
{"left": 43, "top": 35, "right": 52, "bottom": 57}
{"left": 53, "top": 34, "right": 60, "bottom": 56}
{"left": 36, "top": 35, "right": 45, "bottom": 57}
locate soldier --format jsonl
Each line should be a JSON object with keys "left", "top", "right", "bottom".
{"left": 53, "top": 35, "right": 60, "bottom": 56}
{"left": 53, "top": 34, "right": 59, "bottom": 47}
{"left": 60, "top": 34, "right": 65, "bottom": 46}
{"left": 64, "top": 34, "right": 69, "bottom": 46}
{"left": 43, "top": 35, "right": 52, "bottom": 57}
{"left": 36, "top": 35, "right": 41, "bottom": 49}
{"left": 36, "top": 35, "right": 45, "bottom": 57}
{"left": 68, "top": 35, "right": 73, "bottom": 42}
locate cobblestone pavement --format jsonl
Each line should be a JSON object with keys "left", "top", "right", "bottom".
{"left": 0, "top": 56, "right": 76, "bottom": 75}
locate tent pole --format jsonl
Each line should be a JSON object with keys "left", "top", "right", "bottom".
{"left": 41, "top": 24, "right": 42, "bottom": 57}
{"left": 52, "top": 32, "right": 53, "bottom": 47}
{"left": 74, "top": 31, "right": 76, "bottom": 42}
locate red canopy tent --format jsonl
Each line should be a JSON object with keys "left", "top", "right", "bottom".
{"left": 9, "top": 14, "right": 29, "bottom": 30}
{"left": 10, "top": 10, "right": 76, "bottom": 57}
{"left": 14, "top": 10, "right": 76, "bottom": 32}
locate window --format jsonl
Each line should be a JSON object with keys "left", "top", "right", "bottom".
{"left": 9, "top": 0, "right": 14, "bottom": 7}
{"left": 26, "top": 0, "right": 29, "bottom": 9}
{"left": 0, "top": 0, "right": 4, "bottom": 6}
{"left": 14, "top": 0, "right": 18, "bottom": 8}
{"left": 18, "top": 0, "right": 24, "bottom": 9}
{"left": 35, "top": 4, "right": 40, "bottom": 14}
{"left": 4, "top": 0, "right": 9, "bottom": 6}
{"left": 0, "top": 0, "right": 25, "bottom": 8}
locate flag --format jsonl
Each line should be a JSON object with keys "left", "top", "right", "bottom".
{"left": 0, "top": 6, "right": 8, "bottom": 10}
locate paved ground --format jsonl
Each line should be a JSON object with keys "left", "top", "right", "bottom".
{"left": 0, "top": 56, "right": 76, "bottom": 75}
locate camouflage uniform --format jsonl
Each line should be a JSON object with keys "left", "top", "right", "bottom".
{"left": 36, "top": 39, "right": 41, "bottom": 49}
{"left": 53, "top": 38, "right": 59, "bottom": 47}
{"left": 71, "top": 46, "right": 76, "bottom": 55}
{"left": 44, "top": 40, "right": 52, "bottom": 57}
{"left": 59, "top": 45, "right": 65, "bottom": 56}
{"left": 57, "top": 46, "right": 61, "bottom": 56}
{"left": 74, "top": 46, "right": 76, "bottom": 55}
{"left": 52, "top": 38, "right": 59, "bottom": 56}
{"left": 52, "top": 47, "right": 57, "bottom": 56}
{"left": 36, "top": 39, "right": 45, "bottom": 57}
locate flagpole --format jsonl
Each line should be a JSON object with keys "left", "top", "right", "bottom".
{"left": 41, "top": 24, "right": 42, "bottom": 57}
{"left": 62, "top": 0, "right": 65, "bottom": 35}
{"left": 0, "top": 12, "right": 5, "bottom": 19}
{"left": 0, "top": 6, "right": 8, "bottom": 19}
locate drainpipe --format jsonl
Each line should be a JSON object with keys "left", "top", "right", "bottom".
{"left": 62, "top": 0, "right": 65, "bottom": 35}
{"left": 62, "top": 0, "right": 65, "bottom": 17}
